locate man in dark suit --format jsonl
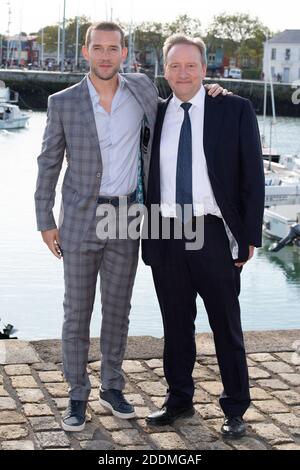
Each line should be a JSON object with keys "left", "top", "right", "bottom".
{"left": 142, "top": 34, "right": 265, "bottom": 438}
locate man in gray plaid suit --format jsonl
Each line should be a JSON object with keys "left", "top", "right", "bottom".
{"left": 35, "top": 21, "right": 225, "bottom": 432}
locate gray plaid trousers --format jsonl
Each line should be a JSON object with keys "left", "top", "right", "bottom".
{"left": 62, "top": 212, "right": 139, "bottom": 400}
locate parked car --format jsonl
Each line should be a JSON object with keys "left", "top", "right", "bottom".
{"left": 228, "top": 68, "right": 242, "bottom": 79}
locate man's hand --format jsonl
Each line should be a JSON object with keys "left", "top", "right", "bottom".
{"left": 205, "top": 83, "right": 233, "bottom": 97}
{"left": 41, "top": 228, "right": 63, "bottom": 259}
{"left": 235, "top": 246, "right": 255, "bottom": 268}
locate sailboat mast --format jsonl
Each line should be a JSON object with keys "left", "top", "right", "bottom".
{"left": 57, "top": 5, "right": 60, "bottom": 67}
{"left": 61, "top": 0, "right": 66, "bottom": 72}
{"left": 6, "top": 1, "right": 11, "bottom": 68}
{"left": 262, "top": 79, "right": 267, "bottom": 146}
{"left": 269, "top": 70, "right": 276, "bottom": 124}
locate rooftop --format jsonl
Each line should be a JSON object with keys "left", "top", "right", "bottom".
{"left": 268, "top": 30, "right": 300, "bottom": 44}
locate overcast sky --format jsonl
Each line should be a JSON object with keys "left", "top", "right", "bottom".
{"left": 0, "top": 0, "right": 299, "bottom": 35}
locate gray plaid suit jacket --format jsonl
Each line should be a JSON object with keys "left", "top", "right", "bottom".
{"left": 34, "top": 73, "right": 158, "bottom": 252}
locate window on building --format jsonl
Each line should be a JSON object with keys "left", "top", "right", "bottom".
{"left": 271, "top": 48, "right": 276, "bottom": 60}
{"left": 285, "top": 49, "right": 291, "bottom": 61}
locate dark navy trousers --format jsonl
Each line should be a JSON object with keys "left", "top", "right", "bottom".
{"left": 151, "top": 216, "right": 251, "bottom": 417}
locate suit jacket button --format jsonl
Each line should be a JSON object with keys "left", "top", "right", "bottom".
{"left": 96, "top": 173, "right": 101, "bottom": 178}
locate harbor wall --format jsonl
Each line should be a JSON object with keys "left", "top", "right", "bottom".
{"left": 0, "top": 69, "right": 299, "bottom": 117}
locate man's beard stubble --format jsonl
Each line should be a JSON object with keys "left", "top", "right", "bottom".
{"left": 91, "top": 63, "right": 121, "bottom": 81}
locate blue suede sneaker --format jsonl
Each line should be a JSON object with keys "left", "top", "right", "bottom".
{"left": 99, "top": 388, "right": 136, "bottom": 419}
{"left": 61, "top": 399, "right": 87, "bottom": 432}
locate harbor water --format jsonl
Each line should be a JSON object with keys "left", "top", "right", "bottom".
{"left": 0, "top": 112, "right": 300, "bottom": 340}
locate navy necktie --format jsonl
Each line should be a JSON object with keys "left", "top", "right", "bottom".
{"left": 176, "top": 102, "right": 193, "bottom": 223}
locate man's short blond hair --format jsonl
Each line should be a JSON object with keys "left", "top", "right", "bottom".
{"left": 163, "top": 34, "right": 207, "bottom": 66}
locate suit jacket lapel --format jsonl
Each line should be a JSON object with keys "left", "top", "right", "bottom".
{"left": 154, "top": 95, "right": 173, "bottom": 154}
{"left": 148, "top": 95, "right": 173, "bottom": 204}
{"left": 203, "top": 94, "right": 225, "bottom": 171}
{"left": 79, "top": 76, "right": 102, "bottom": 164}
{"left": 122, "top": 75, "right": 156, "bottom": 130}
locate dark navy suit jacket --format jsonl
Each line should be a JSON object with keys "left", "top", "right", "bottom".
{"left": 142, "top": 92, "right": 265, "bottom": 266}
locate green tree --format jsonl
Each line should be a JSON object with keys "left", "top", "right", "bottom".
{"left": 134, "top": 15, "right": 202, "bottom": 72}
{"left": 206, "top": 12, "right": 271, "bottom": 67}
{"left": 36, "top": 25, "right": 58, "bottom": 52}
{"left": 134, "top": 22, "right": 167, "bottom": 67}
{"left": 36, "top": 16, "right": 91, "bottom": 57}
{"left": 208, "top": 12, "right": 269, "bottom": 43}
{"left": 63, "top": 16, "right": 91, "bottom": 57}
{"left": 167, "top": 14, "right": 202, "bottom": 37}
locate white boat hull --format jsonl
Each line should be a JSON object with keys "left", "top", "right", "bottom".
{"left": 263, "top": 205, "right": 300, "bottom": 239}
{"left": 0, "top": 116, "right": 29, "bottom": 129}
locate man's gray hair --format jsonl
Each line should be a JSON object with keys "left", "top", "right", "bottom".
{"left": 163, "top": 34, "right": 207, "bottom": 66}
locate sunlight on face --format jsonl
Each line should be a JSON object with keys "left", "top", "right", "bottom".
{"left": 82, "top": 29, "right": 128, "bottom": 81}
{"left": 165, "top": 44, "right": 207, "bottom": 101}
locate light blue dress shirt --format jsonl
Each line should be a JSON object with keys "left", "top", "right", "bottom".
{"left": 87, "top": 74, "right": 144, "bottom": 197}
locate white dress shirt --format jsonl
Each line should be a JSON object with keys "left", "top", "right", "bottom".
{"left": 160, "top": 85, "right": 239, "bottom": 259}
{"left": 160, "top": 85, "right": 222, "bottom": 218}
{"left": 87, "top": 74, "right": 144, "bottom": 196}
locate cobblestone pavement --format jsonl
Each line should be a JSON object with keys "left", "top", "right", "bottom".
{"left": 1, "top": 333, "right": 300, "bottom": 450}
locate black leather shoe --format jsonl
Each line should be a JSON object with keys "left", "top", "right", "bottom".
{"left": 221, "top": 416, "right": 246, "bottom": 439}
{"left": 146, "top": 405, "right": 195, "bottom": 426}
{"left": 61, "top": 399, "right": 87, "bottom": 432}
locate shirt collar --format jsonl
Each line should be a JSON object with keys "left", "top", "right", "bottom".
{"left": 171, "top": 85, "right": 205, "bottom": 112}
{"left": 87, "top": 73, "right": 125, "bottom": 106}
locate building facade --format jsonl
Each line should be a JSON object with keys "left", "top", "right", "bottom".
{"left": 0, "top": 35, "right": 39, "bottom": 67}
{"left": 263, "top": 30, "right": 300, "bottom": 83}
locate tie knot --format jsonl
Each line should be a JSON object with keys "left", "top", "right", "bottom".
{"left": 181, "top": 102, "right": 192, "bottom": 112}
